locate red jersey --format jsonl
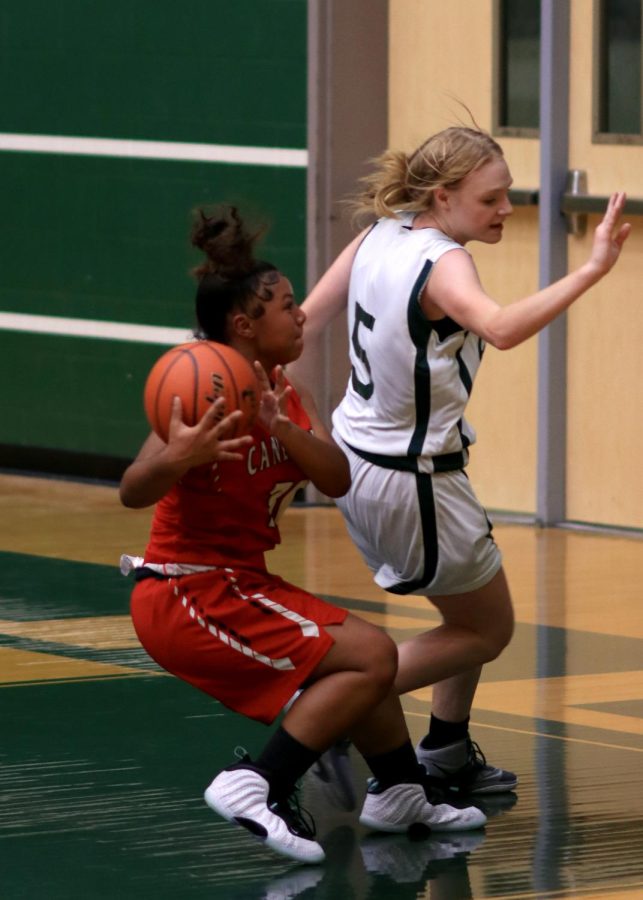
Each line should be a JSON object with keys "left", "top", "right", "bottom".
{"left": 144, "top": 385, "right": 311, "bottom": 569}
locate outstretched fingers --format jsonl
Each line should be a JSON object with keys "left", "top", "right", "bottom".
{"left": 215, "top": 432, "right": 253, "bottom": 461}
{"left": 168, "top": 395, "right": 184, "bottom": 431}
{"left": 607, "top": 190, "right": 626, "bottom": 215}
{"left": 254, "top": 361, "right": 293, "bottom": 432}
{"left": 253, "top": 360, "right": 271, "bottom": 392}
{"left": 271, "top": 365, "right": 293, "bottom": 405}
{"left": 202, "top": 401, "right": 252, "bottom": 441}
{"left": 253, "top": 362, "right": 291, "bottom": 400}
{"left": 591, "top": 191, "right": 631, "bottom": 273}
{"left": 604, "top": 191, "right": 630, "bottom": 237}
{"left": 160, "top": 396, "right": 252, "bottom": 470}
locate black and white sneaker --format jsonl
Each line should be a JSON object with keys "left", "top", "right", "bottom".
{"left": 204, "top": 762, "right": 325, "bottom": 864}
{"left": 359, "top": 779, "right": 487, "bottom": 833}
{"left": 416, "top": 737, "right": 518, "bottom": 796}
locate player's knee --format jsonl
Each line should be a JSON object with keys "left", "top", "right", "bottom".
{"left": 364, "top": 630, "right": 398, "bottom": 692}
{"left": 482, "top": 613, "right": 514, "bottom": 661}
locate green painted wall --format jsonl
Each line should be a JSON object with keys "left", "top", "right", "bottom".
{"left": 1, "top": 153, "right": 306, "bottom": 326}
{"left": 1, "top": 333, "right": 164, "bottom": 454}
{"left": 0, "top": 0, "right": 307, "bottom": 467}
{"left": 0, "top": 0, "right": 306, "bottom": 147}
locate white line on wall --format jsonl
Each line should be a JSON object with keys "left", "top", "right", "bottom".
{"left": 0, "top": 312, "right": 191, "bottom": 345}
{"left": 0, "top": 133, "right": 308, "bottom": 168}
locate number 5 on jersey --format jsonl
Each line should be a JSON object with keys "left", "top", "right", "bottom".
{"left": 351, "top": 302, "right": 375, "bottom": 399}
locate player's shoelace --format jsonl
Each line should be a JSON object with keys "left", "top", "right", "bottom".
{"left": 230, "top": 746, "right": 316, "bottom": 839}
{"left": 269, "top": 789, "right": 317, "bottom": 840}
{"left": 467, "top": 739, "right": 489, "bottom": 772}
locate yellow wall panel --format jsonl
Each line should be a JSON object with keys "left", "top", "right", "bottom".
{"left": 466, "top": 211, "right": 539, "bottom": 515}
{"left": 389, "top": 0, "right": 494, "bottom": 145}
{"left": 565, "top": 2, "right": 643, "bottom": 528}
{"left": 389, "top": 0, "right": 643, "bottom": 528}
{"left": 566, "top": 220, "right": 643, "bottom": 528}
{"left": 569, "top": 0, "right": 643, "bottom": 197}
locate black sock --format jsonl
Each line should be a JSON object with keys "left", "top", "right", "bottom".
{"left": 254, "top": 726, "right": 320, "bottom": 799}
{"left": 364, "top": 740, "right": 424, "bottom": 789}
{"left": 420, "top": 714, "right": 470, "bottom": 750}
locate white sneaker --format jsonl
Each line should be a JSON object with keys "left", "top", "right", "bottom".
{"left": 359, "top": 780, "right": 487, "bottom": 833}
{"left": 204, "top": 764, "right": 325, "bottom": 864}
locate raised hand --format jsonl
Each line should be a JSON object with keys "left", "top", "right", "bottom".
{"left": 254, "top": 362, "right": 293, "bottom": 434}
{"left": 589, "top": 192, "right": 631, "bottom": 276}
{"left": 166, "top": 395, "right": 252, "bottom": 467}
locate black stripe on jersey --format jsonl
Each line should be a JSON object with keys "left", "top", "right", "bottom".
{"left": 387, "top": 472, "right": 439, "bottom": 595}
{"left": 407, "top": 260, "right": 434, "bottom": 456}
{"left": 455, "top": 339, "right": 473, "bottom": 395}
{"left": 463, "top": 468, "right": 496, "bottom": 541}
{"left": 432, "top": 316, "right": 463, "bottom": 342}
{"left": 458, "top": 423, "right": 471, "bottom": 449}
{"left": 406, "top": 263, "right": 468, "bottom": 456}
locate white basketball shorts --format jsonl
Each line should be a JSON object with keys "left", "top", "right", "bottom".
{"left": 334, "top": 435, "right": 502, "bottom": 597}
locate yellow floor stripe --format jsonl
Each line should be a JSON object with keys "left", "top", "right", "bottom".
{"left": 0, "top": 615, "right": 138, "bottom": 650}
{"left": 0, "top": 647, "right": 153, "bottom": 685}
{"left": 409, "top": 671, "right": 643, "bottom": 736}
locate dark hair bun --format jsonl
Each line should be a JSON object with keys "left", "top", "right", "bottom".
{"left": 191, "top": 206, "right": 263, "bottom": 280}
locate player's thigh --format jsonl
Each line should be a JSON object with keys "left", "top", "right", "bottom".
{"left": 308, "top": 612, "right": 398, "bottom": 682}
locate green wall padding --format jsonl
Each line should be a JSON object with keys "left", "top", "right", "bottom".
{"left": 0, "top": 332, "right": 166, "bottom": 456}
{"left": 0, "top": 1, "right": 307, "bottom": 468}
{"left": 1, "top": 153, "right": 306, "bottom": 325}
{"left": 0, "top": 0, "right": 306, "bottom": 147}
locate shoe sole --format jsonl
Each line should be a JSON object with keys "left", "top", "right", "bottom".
{"left": 359, "top": 813, "right": 408, "bottom": 833}
{"left": 417, "top": 764, "right": 519, "bottom": 796}
{"left": 359, "top": 809, "right": 487, "bottom": 834}
{"left": 459, "top": 778, "right": 519, "bottom": 796}
{"left": 416, "top": 743, "right": 518, "bottom": 797}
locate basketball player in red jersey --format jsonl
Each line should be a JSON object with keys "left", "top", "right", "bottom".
{"left": 119, "top": 206, "right": 486, "bottom": 866}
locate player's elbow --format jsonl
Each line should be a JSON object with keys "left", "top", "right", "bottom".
{"left": 325, "top": 468, "right": 352, "bottom": 499}
{"left": 479, "top": 316, "right": 518, "bottom": 351}
{"left": 119, "top": 478, "right": 152, "bottom": 509}
{"left": 119, "top": 485, "right": 140, "bottom": 509}
{"left": 487, "top": 332, "right": 516, "bottom": 351}
{"left": 480, "top": 309, "right": 523, "bottom": 351}
{"left": 319, "top": 456, "right": 352, "bottom": 498}
{"left": 333, "top": 469, "right": 352, "bottom": 498}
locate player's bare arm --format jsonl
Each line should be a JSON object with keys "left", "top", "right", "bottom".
{"left": 425, "top": 192, "right": 630, "bottom": 350}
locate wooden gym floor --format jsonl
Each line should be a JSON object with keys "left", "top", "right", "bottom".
{"left": 1, "top": 472, "right": 642, "bottom": 899}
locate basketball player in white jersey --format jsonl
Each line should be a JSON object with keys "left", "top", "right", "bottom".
{"left": 293, "top": 126, "right": 629, "bottom": 798}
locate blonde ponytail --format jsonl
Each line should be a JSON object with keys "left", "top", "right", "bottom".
{"left": 347, "top": 127, "right": 504, "bottom": 227}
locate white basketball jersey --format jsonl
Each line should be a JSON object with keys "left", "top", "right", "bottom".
{"left": 332, "top": 214, "right": 485, "bottom": 474}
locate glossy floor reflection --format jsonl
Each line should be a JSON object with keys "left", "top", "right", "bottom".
{"left": 1, "top": 475, "right": 642, "bottom": 899}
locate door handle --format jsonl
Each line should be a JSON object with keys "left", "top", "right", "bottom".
{"left": 562, "top": 169, "right": 588, "bottom": 236}
{"left": 508, "top": 171, "right": 643, "bottom": 232}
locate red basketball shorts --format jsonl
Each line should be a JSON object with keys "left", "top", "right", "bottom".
{"left": 130, "top": 566, "right": 348, "bottom": 724}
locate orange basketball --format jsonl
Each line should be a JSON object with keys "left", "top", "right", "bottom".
{"left": 143, "top": 340, "right": 260, "bottom": 441}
